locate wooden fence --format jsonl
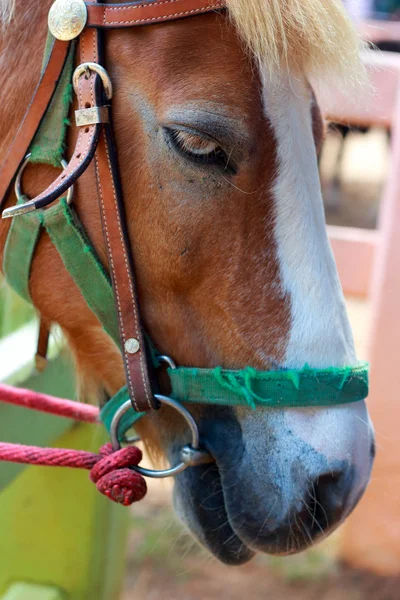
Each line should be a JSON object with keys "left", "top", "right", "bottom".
{"left": 321, "top": 41, "right": 400, "bottom": 574}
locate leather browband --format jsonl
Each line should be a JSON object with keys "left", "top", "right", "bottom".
{"left": 0, "top": 0, "right": 226, "bottom": 413}
{"left": 86, "top": 0, "right": 224, "bottom": 28}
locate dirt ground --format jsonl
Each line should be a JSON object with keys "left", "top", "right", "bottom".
{"left": 122, "top": 483, "right": 400, "bottom": 600}
{"left": 122, "top": 128, "right": 397, "bottom": 599}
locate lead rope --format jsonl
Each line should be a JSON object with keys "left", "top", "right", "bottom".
{"left": 0, "top": 383, "right": 147, "bottom": 505}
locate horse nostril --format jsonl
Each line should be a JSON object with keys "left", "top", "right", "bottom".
{"left": 308, "top": 467, "right": 354, "bottom": 530}
{"left": 370, "top": 439, "right": 376, "bottom": 460}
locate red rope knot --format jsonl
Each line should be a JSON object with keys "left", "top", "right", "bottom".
{"left": 90, "top": 443, "right": 147, "bottom": 506}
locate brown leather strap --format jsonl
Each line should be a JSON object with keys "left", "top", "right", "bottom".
{"left": 95, "top": 127, "right": 155, "bottom": 411}
{"left": 35, "top": 319, "right": 51, "bottom": 373}
{"left": 3, "top": 116, "right": 101, "bottom": 216}
{"left": 0, "top": 39, "right": 70, "bottom": 210}
{"left": 86, "top": 0, "right": 224, "bottom": 28}
{"left": 81, "top": 13, "right": 156, "bottom": 411}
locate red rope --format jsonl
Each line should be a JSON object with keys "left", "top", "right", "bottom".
{"left": 0, "top": 383, "right": 147, "bottom": 505}
{"left": 0, "top": 383, "right": 99, "bottom": 422}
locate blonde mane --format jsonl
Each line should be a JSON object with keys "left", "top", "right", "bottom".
{"left": 1, "top": 0, "right": 363, "bottom": 79}
{"left": 0, "top": 0, "right": 14, "bottom": 25}
{"left": 226, "top": 0, "right": 364, "bottom": 82}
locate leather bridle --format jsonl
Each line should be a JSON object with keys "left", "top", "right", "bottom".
{"left": 0, "top": 0, "right": 225, "bottom": 415}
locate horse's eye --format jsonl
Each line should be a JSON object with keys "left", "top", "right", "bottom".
{"left": 165, "top": 127, "right": 236, "bottom": 175}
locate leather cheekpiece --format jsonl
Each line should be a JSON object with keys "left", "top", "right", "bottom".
{"left": 80, "top": 14, "right": 157, "bottom": 412}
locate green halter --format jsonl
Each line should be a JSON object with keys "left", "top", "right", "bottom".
{"left": 2, "top": 34, "right": 369, "bottom": 443}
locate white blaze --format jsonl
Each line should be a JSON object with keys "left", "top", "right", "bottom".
{"left": 262, "top": 71, "right": 357, "bottom": 368}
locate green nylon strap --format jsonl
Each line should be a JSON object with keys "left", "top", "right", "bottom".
{"left": 168, "top": 362, "right": 369, "bottom": 409}
{"left": 100, "top": 387, "right": 141, "bottom": 440}
{"left": 39, "top": 200, "right": 120, "bottom": 345}
{"left": 3, "top": 197, "right": 120, "bottom": 345}
{"left": 38, "top": 200, "right": 164, "bottom": 359}
{"left": 3, "top": 196, "right": 42, "bottom": 302}
{"left": 100, "top": 362, "right": 369, "bottom": 441}
{"left": 2, "top": 39, "right": 75, "bottom": 301}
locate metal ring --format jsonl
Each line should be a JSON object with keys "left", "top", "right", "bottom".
{"left": 14, "top": 154, "right": 74, "bottom": 205}
{"left": 158, "top": 355, "right": 177, "bottom": 370}
{"left": 119, "top": 355, "right": 176, "bottom": 445}
{"left": 73, "top": 63, "right": 113, "bottom": 100}
{"left": 110, "top": 394, "right": 200, "bottom": 479}
{"left": 122, "top": 432, "right": 141, "bottom": 444}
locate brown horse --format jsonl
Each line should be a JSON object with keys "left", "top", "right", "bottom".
{"left": 0, "top": 0, "right": 374, "bottom": 564}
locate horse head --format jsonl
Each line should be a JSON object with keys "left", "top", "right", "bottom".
{"left": 0, "top": 0, "right": 374, "bottom": 564}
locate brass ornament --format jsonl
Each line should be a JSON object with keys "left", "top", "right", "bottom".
{"left": 48, "top": 0, "right": 87, "bottom": 41}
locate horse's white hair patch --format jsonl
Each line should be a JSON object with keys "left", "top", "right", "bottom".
{"left": 263, "top": 70, "right": 357, "bottom": 369}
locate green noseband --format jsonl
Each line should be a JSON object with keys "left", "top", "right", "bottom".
{"left": 100, "top": 361, "right": 368, "bottom": 442}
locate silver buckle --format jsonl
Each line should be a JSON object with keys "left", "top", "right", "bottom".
{"left": 72, "top": 63, "right": 113, "bottom": 100}
{"left": 2, "top": 154, "right": 74, "bottom": 219}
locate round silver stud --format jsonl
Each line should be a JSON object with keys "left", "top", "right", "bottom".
{"left": 124, "top": 338, "right": 140, "bottom": 354}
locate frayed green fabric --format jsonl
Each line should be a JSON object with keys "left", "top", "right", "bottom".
{"left": 40, "top": 199, "right": 120, "bottom": 345}
{"left": 2, "top": 196, "right": 42, "bottom": 301}
{"left": 29, "top": 39, "right": 75, "bottom": 166}
{"left": 168, "top": 362, "right": 369, "bottom": 409}
{"left": 101, "top": 362, "right": 369, "bottom": 440}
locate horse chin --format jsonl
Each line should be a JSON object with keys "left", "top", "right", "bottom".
{"left": 172, "top": 460, "right": 255, "bottom": 566}
{"left": 171, "top": 461, "right": 332, "bottom": 564}
{"left": 172, "top": 458, "right": 350, "bottom": 564}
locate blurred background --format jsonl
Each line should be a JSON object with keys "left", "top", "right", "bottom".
{"left": 1, "top": 1, "right": 400, "bottom": 598}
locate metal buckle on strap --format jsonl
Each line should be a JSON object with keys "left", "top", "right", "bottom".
{"left": 2, "top": 154, "right": 74, "bottom": 219}
{"left": 73, "top": 63, "right": 113, "bottom": 100}
{"left": 73, "top": 63, "right": 112, "bottom": 126}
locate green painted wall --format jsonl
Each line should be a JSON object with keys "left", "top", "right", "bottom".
{"left": 0, "top": 332, "right": 129, "bottom": 599}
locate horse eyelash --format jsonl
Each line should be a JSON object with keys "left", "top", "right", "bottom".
{"left": 164, "top": 127, "right": 237, "bottom": 175}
